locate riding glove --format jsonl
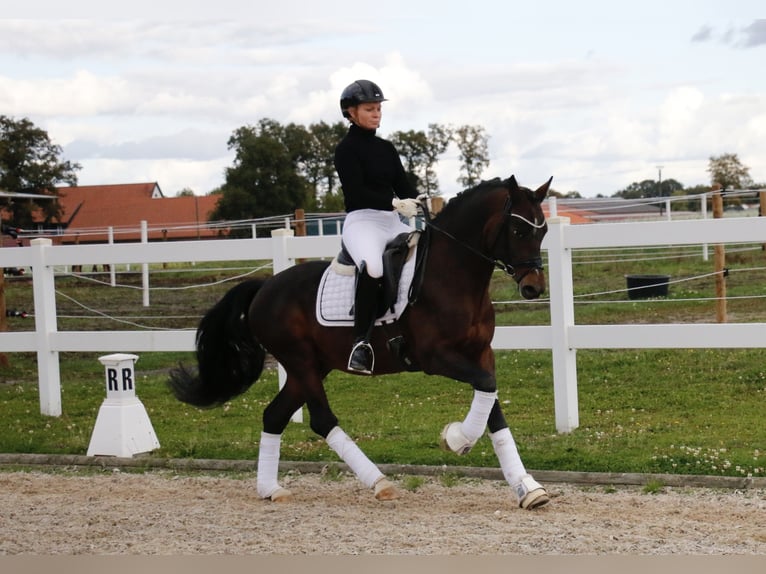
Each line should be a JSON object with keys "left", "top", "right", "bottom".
{"left": 392, "top": 197, "right": 420, "bottom": 218}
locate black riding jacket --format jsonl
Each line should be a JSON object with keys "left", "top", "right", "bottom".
{"left": 334, "top": 124, "right": 417, "bottom": 213}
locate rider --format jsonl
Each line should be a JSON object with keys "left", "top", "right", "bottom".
{"left": 334, "top": 79, "right": 420, "bottom": 375}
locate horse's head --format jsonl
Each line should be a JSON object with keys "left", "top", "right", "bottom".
{"left": 489, "top": 175, "right": 551, "bottom": 300}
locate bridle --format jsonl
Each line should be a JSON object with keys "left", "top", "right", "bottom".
{"left": 423, "top": 192, "right": 546, "bottom": 284}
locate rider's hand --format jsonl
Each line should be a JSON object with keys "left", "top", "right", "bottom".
{"left": 392, "top": 197, "right": 420, "bottom": 218}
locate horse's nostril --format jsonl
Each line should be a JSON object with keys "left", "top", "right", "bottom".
{"left": 520, "top": 285, "right": 542, "bottom": 300}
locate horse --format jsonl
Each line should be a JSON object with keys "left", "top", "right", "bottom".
{"left": 168, "top": 174, "right": 552, "bottom": 510}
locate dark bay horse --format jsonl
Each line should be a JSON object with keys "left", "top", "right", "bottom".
{"left": 169, "top": 175, "right": 552, "bottom": 509}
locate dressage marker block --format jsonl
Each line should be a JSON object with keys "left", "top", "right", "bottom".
{"left": 87, "top": 353, "right": 160, "bottom": 457}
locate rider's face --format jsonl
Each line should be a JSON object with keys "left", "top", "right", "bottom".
{"left": 349, "top": 102, "right": 382, "bottom": 130}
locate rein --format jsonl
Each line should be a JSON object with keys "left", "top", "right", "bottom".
{"left": 421, "top": 193, "right": 544, "bottom": 283}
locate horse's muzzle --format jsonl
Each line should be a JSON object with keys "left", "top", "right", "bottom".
{"left": 517, "top": 268, "right": 546, "bottom": 300}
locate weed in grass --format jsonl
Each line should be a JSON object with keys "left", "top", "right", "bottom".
{"left": 321, "top": 463, "right": 344, "bottom": 482}
{"left": 401, "top": 475, "right": 426, "bottom": 492}
{"left": 439, "top": 472, "right": 462, "bottom": 488}
{"left": 642, "top": 479, "right": 665, "bottom": 495}
{"left": 650, "top": 445, "right": 763, "bottom": 477}
{"left": 603, "top": 485, "right": 617, "bottom": 494}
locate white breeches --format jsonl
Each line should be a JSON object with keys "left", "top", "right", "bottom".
{"left": 342, "top": 209, "right": 412, "bottom": 278}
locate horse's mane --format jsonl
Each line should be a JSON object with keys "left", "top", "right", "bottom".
{"left": 433, "top": 177, "right": 507, "bottom": 221}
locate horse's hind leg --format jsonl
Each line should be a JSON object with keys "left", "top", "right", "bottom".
{"left": 487, "top": 401, "right": 549, "bottom": 509}
{"left": 322, "top": 426, "right": 399, "bottom": 501}
{"left": 256, "top": 384, "right": 306, "bottom": 502}
{"left": 304, "top": 388, "right": 399, "bottom": 501}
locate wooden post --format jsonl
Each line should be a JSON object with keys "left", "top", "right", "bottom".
{"left": 711, "top": 184, "right": 726, "bottom": 323}
{"left": 294, "top": 209, "right": 306, "bottom": 237}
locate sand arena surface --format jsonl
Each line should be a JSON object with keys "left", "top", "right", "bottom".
{"left": 1, "top": 469, "right": 765, "bottom": 555}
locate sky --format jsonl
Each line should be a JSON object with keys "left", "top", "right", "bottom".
{"left": 2, "top": 2, "right": 765, "bottom": 199}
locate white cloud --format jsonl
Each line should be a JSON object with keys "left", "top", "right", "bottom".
{"left": 0, "top": 70, "right": 135, "bottom": 116}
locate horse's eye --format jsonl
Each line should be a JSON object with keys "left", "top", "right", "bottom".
{"left": 512, "top": 226, "right": 530, "bottom": 239}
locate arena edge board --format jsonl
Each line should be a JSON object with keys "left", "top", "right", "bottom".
{"left": 0, "top": 453, "right": 764, "bottom": 490}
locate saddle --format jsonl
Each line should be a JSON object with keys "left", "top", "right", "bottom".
{"left": 317, "top": 231, "right": 426, "bottom": 329}
{"left": 334, "top": 231, "right": 419, "bottom": 315}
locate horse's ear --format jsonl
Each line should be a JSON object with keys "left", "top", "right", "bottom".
{"left": 535, "top": 177, "right": 553, "bottom": 202}
{"left": 507, "top": 174, "right": 519, "bottom": 190}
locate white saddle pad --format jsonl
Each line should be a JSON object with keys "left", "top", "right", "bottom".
{"left": 316, "top": 245, "right": 418, "bottom": 327}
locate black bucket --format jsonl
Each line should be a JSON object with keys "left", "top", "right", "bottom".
{"left": 625, "top": 274, "right": 670, "bottom": 299}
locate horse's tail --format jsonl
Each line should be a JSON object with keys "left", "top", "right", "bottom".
{"left": 168, "top": 278, "right": 266, "bottom": 408}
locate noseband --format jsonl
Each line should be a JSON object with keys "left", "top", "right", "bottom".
{"left": 425, "top": 192, "right": 545, "bottom": 284}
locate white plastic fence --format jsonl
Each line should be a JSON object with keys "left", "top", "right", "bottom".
{"left": 1, "top": 216, "right": 764, "bottom": 432}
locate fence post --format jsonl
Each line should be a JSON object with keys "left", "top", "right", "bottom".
{"left": 701, "top": 194, "right": 709, "bottom": 261}
{"left": 711, "top": 186, "right": 727, "bottom": 323}
{"left": 545, "top": 216, "right": 579, "bottom": 433}
{"left": 270, "top": 229, "right": 302, "bottom": 423}
{"left": 30, "top": 238, "right": 62, "bottom": 416}
{"left": 108, "top": 227, "right": 117, "bottom": 286}
{"left": 760, "top": 190, "right": 766, "bottom": 251}
{"left": 141, "top": 220, "right": 150, "bottom": 307}
{"left": 0, "top": 265, "right": 7, "bottom": 368}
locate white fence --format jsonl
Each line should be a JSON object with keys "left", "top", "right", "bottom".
{"left": 1, "top": 217, "right": 765, "bottom": 432}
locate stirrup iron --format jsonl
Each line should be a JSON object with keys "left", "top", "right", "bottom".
{"left": 348, "top": 340, "right": 374, "bottom": 374}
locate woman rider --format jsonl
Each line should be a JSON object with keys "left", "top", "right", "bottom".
{"left": 334, "top": 79, "right": 420, "bottom": 374}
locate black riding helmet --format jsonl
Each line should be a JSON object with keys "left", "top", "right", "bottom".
{"left": 339, "top": 80, "right": 387, "bottom": 119}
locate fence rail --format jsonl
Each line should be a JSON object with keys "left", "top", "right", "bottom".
{"left": 1, "top": 216, "right": 764, "bottom": 432}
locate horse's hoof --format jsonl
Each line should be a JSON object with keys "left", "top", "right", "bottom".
{"left": 514, "top": 475, "right": 549, "bottom": 510}
{"left": 440, "top": 422, "right": 476, "bottom": 455}
{"left": 270, "top": 487, "right": 293, "bottom": 502}
{"left": 373, "top": 478, "right": 400, "bottom": 501}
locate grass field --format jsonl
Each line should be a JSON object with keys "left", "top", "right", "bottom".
{"left": 1, "top": 241, "right": 765, "bottom": 478}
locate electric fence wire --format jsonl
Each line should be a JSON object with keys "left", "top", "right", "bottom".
{"left": 50, "top": 263, "right": 272, "bottom": 330}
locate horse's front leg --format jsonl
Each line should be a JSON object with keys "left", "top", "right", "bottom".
{"left": 436, "top": 347, "right": 500, "bottom": 455}
{"left": 432, "top": 349, "right": 549, "bottom": 509}
{"left": 487, "top": 401, "right": 550, "bottom": 509}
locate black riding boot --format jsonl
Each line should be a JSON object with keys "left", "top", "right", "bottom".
{"left": 348, "top": 265, "right": 380, "bottom": 374}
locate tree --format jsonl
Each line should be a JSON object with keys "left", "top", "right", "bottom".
{"left": 0, "top": 116, "right": 80, "bottom": 227}
{"left": 303, "top": 121, "right": 347, "bottom": 210}
{"left": 389, "top": 123, "right": 452, "bottom": 196}
{"left": 421, "top": 124, "right": 452, "bottom": 196}
{"left": 707, "top": 153, "right": 753, "bottom": 190}
{"left": 210, "top": 120, "right": 312, "bottom": 230}
{"left": 613, "top": 178, "right": 682, "bottom": 199}
{"left": 389, "top": 129, "right": 430, "bottom": 190}
{"left": 453, "top": 125, "right": 490, "bottom": 188}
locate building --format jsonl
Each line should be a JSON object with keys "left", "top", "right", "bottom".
{"left": 5, "top": 182, "right": 222, "bottom": 245}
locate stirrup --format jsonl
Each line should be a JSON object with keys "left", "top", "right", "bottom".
{"left": 347, "top": 340, "right": 374, "bottom": 374}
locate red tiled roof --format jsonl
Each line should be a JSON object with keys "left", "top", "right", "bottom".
{"left": 541, "top": 205, "right": 593, "bottom": 224}
{"left": 51, "top": 183, "right": 221, "bottom": 243}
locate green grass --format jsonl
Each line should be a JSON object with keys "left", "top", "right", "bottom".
{"left": 1, "top": 244, "right": 765, "bottom": 478}
{"left": 1, "top": 348, "right": 764, "bottom": 479}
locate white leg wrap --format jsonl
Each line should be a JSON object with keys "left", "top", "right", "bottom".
{"left": 326, "top": 426, "right": 384, "bottom": 489}
{"left": 256, "top": 431, "right": 283, "bottom": 499}
{"left": 440, "top": 421, "right": 476, "bottom": 455}
{"left": 490, "top": 427, "right": 526, "bottom": 486}
{"left": 461, "top": 390, "right": 498, "bottom": 442}
{"left": 491, "top": 427, "right": 549, "bottom": 509}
